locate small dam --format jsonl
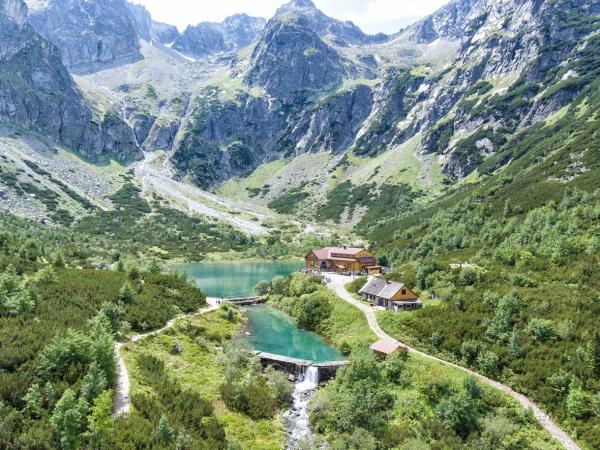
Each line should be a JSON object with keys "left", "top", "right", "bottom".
{"left": 256, "top": 351, "right": 349, "bottom": 383}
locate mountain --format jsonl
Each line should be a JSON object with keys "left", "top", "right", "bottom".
{"left": 399, "top": 0, "right": 487, "bottom": 43}
{"left": 243, "top": 17, "right": 348, "bottom": 98}
{"left": 126, "top": 2, "right": 179, "bottom": 45}
{"left": 171, "top": 14, "right": 266, "bottom": 58}
{"left": 26, "top": 0, "right": 142, "bottom": 73}
{"left": 170, "top": 2, "right": 378, "bottom": 188}
{"left": 0, "top": 0, "right": 141, "bottom": 161}
{"left": 274, "top": 0, "right": 388, "bottom": 46}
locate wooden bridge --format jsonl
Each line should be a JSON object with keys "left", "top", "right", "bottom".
{"left": 220, "top": 296, "right": 267, "bottom": 306}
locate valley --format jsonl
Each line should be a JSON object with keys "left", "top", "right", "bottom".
{"left": 1, "top": 0, "right": 600, "bottom": 448}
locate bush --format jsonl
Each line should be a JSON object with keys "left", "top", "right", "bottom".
{"left": 297, "top": 292, "right": 332, "bottom": 331}
{"left": 527, "top": 318, "right": 555, "bottom": 343}
{"left": 266, "top": 367, "right": 293, "bottom": 409}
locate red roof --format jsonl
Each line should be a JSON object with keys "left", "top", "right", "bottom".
{"left": 309, "top": 247, "right": 369, "bottom": 260}
{"left": 369, "top": 338, "right": 405, "bottom": 355}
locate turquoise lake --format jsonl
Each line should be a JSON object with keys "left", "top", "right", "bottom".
{"left": 245, "top": 306, "right": 343, "bottom": 363}
{"left": 172, "top": 260, "right": 342, "bottom": 362}
{"left": 171, "top": 260, "right": 303, "bottom": 298}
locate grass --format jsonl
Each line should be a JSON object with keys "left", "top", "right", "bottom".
{"left": 122, "top": 308, "right": 286, "bottom": 450}
{"left": 320, "top": 290, "right": 378, "bottom": 350}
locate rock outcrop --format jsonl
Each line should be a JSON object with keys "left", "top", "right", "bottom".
{"left": 172, "top": 14, "right": 266, "bottom": 58}
{"left": 0, "top": 0, "right": 141, "bottom": 161}
{"left": 168, "top": 0, "right": 600, "bottom": 186}
{"left": 274, "top": 0, "right": 387, "bottom": 46}
{"left": 126, "top": 2, "right": 178, "bottom": 45}
{"left": 244, "top": 18, "right": 348, "bottom": 99}
{"left": 26, "top": 0, "right": 142, "bottom": 73}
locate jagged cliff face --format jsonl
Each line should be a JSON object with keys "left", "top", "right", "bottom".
{"left": 274, "top": 0, "right": 387, "bottom": 46}
{"left": 126, "top": 2, "right": 178, "bottom": 45}
{"left": 168, "top": 0, "right": 599, "bottom": 186}
{"left": 168, "top": 0, "right": 600, "bottom": 186}
{"left": 13, "top": 0, "right": 598, "bottom": 187}
{"left": 244, "top": 18, "right": 348, "bottom": 99}
{"left": 26, "top": 0, "right": 142, "bottom": 73}
{"left": 412, "top": 0, "right": 600, "bottom": 177}
{"left": 172, "top": 14, "right": 266, "bottom": 58}
{"left": 0, "top": 0, "right": 141, "bottom": 161}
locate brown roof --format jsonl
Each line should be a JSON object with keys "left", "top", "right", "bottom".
{"left": 370, "top": 338, "right": 404, "bottom": 355}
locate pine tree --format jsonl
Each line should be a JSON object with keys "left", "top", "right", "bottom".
{"left": 589, "top": 332, "right": 600, "bottom": 378}
{"left": 566, "top": 378, "right": 587, "bottom": 419}
{"left": 80, "top": 362, "right": 108, "bottom": 404}
{"left": 118, "top": 282, "right": 134, "bottom": 304}
{"left": 148, "top": 259, "right": 162, "bottom": 274}
{"left": 157, "top": 415, "right": 174, "bottom": 443}
{"left": 22, "top": 384, "right": 42, "bottom": 418}
{"left": 88, "top": 314, "right": 117, "bottom": 385}
{"left": 508, "top": 328, "right": 522, "bottom": 358}
{"left": 51, "top": 389, "right": 83, "bottom": 450}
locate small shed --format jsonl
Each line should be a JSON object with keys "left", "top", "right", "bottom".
{"left": 369, "top": 338, "right": 406, "bottom": 357}
{"left": 367, "top": 266, "right": 384, "bottom": 275}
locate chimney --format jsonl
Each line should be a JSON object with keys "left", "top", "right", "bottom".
{"left": 386, "top": 278, "right": 391, "bottom": 284}
{"left": 343, "top": 245, "right": 347, "bottom": 250}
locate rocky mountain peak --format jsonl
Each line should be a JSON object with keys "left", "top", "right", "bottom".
{"left": 274, "top": 0, "right": 387, "bottom": 45}
{"left": 25, "top": 0, "right": 142, "bottom": 73}
{"left": 0, "top": 0, "right": 141, "bottom": 161}
{"left": 244, "top": 17, "right": 346, "bottom": 98}
{"left": 1, "top": 0, "right": 28, "bottom": 28}
{"left": 171, "top": 13, "right": 265, "bottom": 58}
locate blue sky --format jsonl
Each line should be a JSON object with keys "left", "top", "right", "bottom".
{"left": 133, "top": 0, "right": 450, "bottom": 34}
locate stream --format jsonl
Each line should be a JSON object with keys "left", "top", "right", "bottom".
{"left": 284, "top": 366, "right": 320, "bottom": 449}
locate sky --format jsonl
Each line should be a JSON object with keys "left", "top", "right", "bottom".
{"left": 132, "top": 0, "right": 450, "bottom": 34}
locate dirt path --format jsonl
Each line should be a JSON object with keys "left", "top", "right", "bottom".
{"left": 112, "top": 298, "right": 220, "bottom": 418}
{"left": 326, "top": 274, "right": 581, "bottom": 450}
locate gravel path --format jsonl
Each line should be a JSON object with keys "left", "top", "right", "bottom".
{"left": 326, "top": 274, "right": 581, "bottom": 450}
{"left": 112, "top": 298, "right": 220, "bottom": 418}
{"left": 136, "top": 153, "right": 268, "bottom": 236}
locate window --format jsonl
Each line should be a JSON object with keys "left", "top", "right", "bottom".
{"left": 401, "top": 289, "right": 406, "bottom": 295}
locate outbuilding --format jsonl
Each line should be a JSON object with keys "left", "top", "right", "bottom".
{"left": 370, "top": 338, "right": 407, "bottom": 357}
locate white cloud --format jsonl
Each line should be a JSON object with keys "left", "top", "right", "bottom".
{"left": 132, "top": 0, "right": 449, "bottom": 34}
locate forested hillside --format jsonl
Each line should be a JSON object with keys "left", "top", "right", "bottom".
{"left": 368, "top": 76, "right": 600, "bottom": 448}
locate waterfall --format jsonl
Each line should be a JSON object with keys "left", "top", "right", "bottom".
{"left": 296, "top": 365, "right": 319, "bottom": 392}
{"left": 284, "top": 365, "right": 321, "bottom": 449}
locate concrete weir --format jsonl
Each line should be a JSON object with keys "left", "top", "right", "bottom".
{"left": 256, "top": 351, "right": 349, "bottom": 382}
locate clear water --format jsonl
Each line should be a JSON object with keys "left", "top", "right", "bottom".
{"left": 245, "top": 306, "right": 343, "bottom": 363}
{"left": 171, "top": 260, "right": 303, "bottom": 298}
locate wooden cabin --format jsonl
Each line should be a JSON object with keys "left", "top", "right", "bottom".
{"left": 370, "top": 338, "right": 407, "bottom": 357}
{"left": 305, "top": 247, "right": 377, "bottom": 274}
{"left": 359, "top": 277, "right": 423, "bottom": 312}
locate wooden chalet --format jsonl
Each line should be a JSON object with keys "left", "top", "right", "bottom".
{"left": 359, "top": 277, "right": 423, "bottom": 312}
{"left": 305, "top": 246, "right": 377, "bottom": 274}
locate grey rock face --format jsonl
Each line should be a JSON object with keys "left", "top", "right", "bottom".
{"left": 172, "top": 91, "right": 284, "bottom": 188}
{"left": 291, "top": 85, "right": 374, "bottom": 155}
{"left": 0, "top": 0, "right": 141, "bottom": 161}
{"left": 26, "top": 0, "right": 142, "bottom": 73}
{"left": 244, "top": 18, "right": 346, "bottom": 99}
{"left": 151, "top": 21, "right": 179, "bottom": 45}
{"left": 400, "top": 0, "right": 488, "bottom": 43}
{"left": 172, "top": 14, "right": 266, "bottom": 58}
{"left": 274, "top": 0, "right": 387, "bottom": 45}
{"left": 144, "top": 120, "right": 180, "bottom": 151}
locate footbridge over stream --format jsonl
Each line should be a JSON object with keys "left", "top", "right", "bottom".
{"left": 256, "top": 351, "right": 350, "bottom": 382}
{"left": 220, "top": 296, "right": 267, "bottom": 306}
